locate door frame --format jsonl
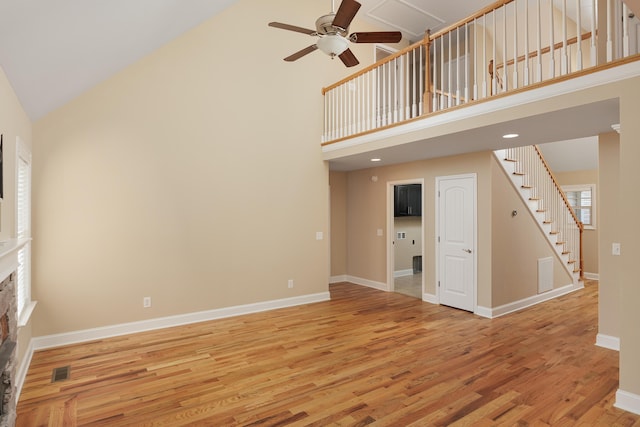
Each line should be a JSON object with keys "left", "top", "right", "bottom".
{"left": 387, "top": 178, "right": 425, "bottom": 297}
{"left": 435, "top": 173, "right": 477, "bottom": 309}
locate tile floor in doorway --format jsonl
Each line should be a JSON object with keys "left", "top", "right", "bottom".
{"left": 394, "top": 273, "right": 422, "bottom": 299}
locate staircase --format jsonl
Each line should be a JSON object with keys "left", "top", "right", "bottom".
{"left": 494, "top": 146, "right": 584, "bottom": 285}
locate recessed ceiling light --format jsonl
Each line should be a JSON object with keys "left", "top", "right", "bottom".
{"left": 371, "top": 158, "right": 382, "bottom": 162}
{"left": 503, "top": 133, "right": 519, "bottom": 139}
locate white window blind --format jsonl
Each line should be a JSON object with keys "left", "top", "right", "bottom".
{"left": 16, "top": 140, "right": 32, "bottom": 320}
{"left": 563, "top": 184, "right": 596, "bottom": 229}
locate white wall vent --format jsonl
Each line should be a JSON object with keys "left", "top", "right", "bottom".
{"left": 538, "top": 257, "right": 554, "bottom": 293}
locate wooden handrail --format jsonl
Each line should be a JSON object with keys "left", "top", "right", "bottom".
{"left": 494, "top": 32, "right": 595, "bottom": 70}
{"left": 534, "top": 145, "right": 584, "bottom": 279}
{"left": 429, "top": 0, "right": 515, "bottom": 40}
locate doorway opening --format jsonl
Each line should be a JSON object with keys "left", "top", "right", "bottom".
{"left": 388, "top": 180, "right": 424, "bottom": 299}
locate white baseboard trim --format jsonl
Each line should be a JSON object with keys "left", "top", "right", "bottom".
{"left": 584, "top": 272, "right": 599, "bottom": 280}
{"left": 423, "top": 293, "right": 437, "bottom": 304}
{"left": 329, "top": 275, "right": 348, "bottom": 284}
{"left": 475, "top": 282, "right": 581, "bottom": 318}
{"left": 596, "top": 333, "right": 620, "bottom": 351}
{"left": 31, "top": 291, "right": 330, "bottom": 351}
{"left": 394, "top": 269, "right": 413, "bottom": 278}
{"left": 475, "top": 306, "right": 493, "bottom": 318}
{"left": 615, "top": 389, "right": 640, "bottom": 415}
{"left": 16, "top": 338, "right": 35, "bottom": 402}
{"left": 344, "top": 275, "right": 389, "bottom": 292}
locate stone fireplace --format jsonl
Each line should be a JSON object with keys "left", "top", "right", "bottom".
{"left": 0, "top": 256, "right": 17, "bottom": 427}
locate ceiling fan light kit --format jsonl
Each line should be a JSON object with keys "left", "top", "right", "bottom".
{"left": 268, "top": 0, "right": 402, "bottom": 67}
{"left": 317, "top": 34, "right": 349, "bottom": 57}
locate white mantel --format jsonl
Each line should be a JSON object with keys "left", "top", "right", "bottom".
{"left": 0, "top": 240, "right": 21, "bottom": 285}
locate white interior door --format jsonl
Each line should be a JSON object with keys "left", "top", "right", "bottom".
{"left": 437, "top": 174, "right": 476, "bottom": 312}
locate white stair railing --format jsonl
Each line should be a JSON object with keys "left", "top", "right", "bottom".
{"left": 500, "top": 146, "right": 584, "bottom": 281}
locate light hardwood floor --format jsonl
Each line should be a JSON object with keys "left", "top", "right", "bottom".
{"left": 17, "top": 280, "right": 640, "bottom": 426}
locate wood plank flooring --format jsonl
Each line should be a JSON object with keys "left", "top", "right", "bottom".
{"left": 16, "top": 280, "right": 640, "bottom": 426}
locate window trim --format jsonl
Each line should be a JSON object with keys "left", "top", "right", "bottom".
{"left": 563, "top": 184, "right": 596, "bottom": 230}
{"left": 15, "top": 137, "right": 34, "bottom": 327}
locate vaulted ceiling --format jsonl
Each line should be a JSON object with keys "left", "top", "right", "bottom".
{"left": 0, "top": 0, "right": 602, "bottom": 171}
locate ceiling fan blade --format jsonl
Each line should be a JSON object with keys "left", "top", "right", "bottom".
{"left": 284, "top": 45, "right": 319, "bottom": 62}
{"left": 350, "top": 31, "right": 403, "bottom": 44}
{"left": 268, "top": 22, "right": 316, "bottom": 35}
{"left": 332, "top": 0, "right": 361, "bottom": 30}
{"left": 339, "top": 48, "right": 359, "bottom": 67}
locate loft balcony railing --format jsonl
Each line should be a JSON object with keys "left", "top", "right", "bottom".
{"left": 322, "top": 0, "right": 640, "bottom": 144}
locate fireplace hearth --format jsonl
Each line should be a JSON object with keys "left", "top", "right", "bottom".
{"left": 0, "top": 272, "right": 16, "bottom": 427}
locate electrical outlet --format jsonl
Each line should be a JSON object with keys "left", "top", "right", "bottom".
{"left": 143, "top": 297, "right": 152, "bottom": 308}
{"left": 612, "top": 243, "right": 621, "bottom": 256}
{"left": 288, "top": 279, "right": 294, "bottom": 289}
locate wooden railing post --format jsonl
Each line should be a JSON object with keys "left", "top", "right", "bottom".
{"left": 423, "top": 30, "right": 432, "bottom": 113}
{"left": 579, "top": 222, "right": 585, "bottom": 280}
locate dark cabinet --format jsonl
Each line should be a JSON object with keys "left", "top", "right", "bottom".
{"left": 394, "top": 184, "right": 422, "bottom": 217}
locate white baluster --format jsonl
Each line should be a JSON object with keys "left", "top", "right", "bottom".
{"left": 465, "top": 22, "right": 469, "bottom": 103}
{"left": 590, "top": 0, "right": 597, "bottom": 66}
{"left": 576, "top": 0, "right": 583, "bottom": 70}
{"left": 456, "top": 27, "right": 461, "bottom": 106}
{"left": 493, "top": 12, "right": 497, "bottom": 94}
{"left": 411, "top": 48, "right": 416, "bottom": 117}
{"left": 524, "top": 0, "right": 530, "bottom": 86}
{"left": 513, "top": 0, "right": 519, "bottom": 89}
{"left": 549, "top": 0, "right": 556, "bottom": 78}
{"left": 503, "top": 4, "right": 508, "bottom": 91}
{"left": 623, "top": 2, "right": 630, "bottom": 57}
{"left": 448, "top": 31, "right": 453, "bottom": 107}
{"left": 483, "top": 14, "right": 488, "bottom": 98}
{"left": 432, "top": 37, "right": 438, "bottom": 112}
{"left": 537, "top": 0, "right": 542, "bottom": 82}
{"left": 561, "top": 0, "right": 568, "bottom": 74}
{"left": 441, "top": 36, "right": 445, "bottom": 109}
{"left": 607, "top": 0, "right": 613, "bottom": 61}
{"left": 387, "top": 61, "right": 392, "bottom": 124}
{"left": 473, "top": 18, "right": 478, "bottom": 100}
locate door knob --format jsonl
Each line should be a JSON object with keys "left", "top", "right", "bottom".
{"left": 462, "top": 249, "right": 472, "bottom": 253}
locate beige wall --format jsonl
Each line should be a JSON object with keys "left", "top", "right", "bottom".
{"left": 554, "top": 169, "right": 599, "bottom": 275}
{"left": 619, "top": 82, "right": 640, "bottom": 396}
{"left": 598, "top": 132, "right": 620, "bottom": 341}
{"left": 329, "top": 172, "right": 347, "bottom": 278}
{"left": 30, "top": 0, "right": 383, "bottom": 336}
{"left": 0, "top": 66, "right": 33, "bottom": 378}
{"left": 394, "top": 216, "right": 422, "bottom": 271}
{"left": 339, "top": 151, "right": 572, "bottom": 309}
{"left": 491, "top": 157, "right": 572, "bottom": 307}
{"left": 345, "top": 152, "right": 493, "bottom": 304}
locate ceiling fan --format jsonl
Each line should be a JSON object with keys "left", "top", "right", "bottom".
{"left": 268, "top": 0, "right": 402, "bottom": 67}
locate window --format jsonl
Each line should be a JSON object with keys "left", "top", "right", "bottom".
{"left": 563, "top": 184, "right": 596, "bottom": 229}
{"left": 16, "top": 138, "right": 33, "bottom": 326}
